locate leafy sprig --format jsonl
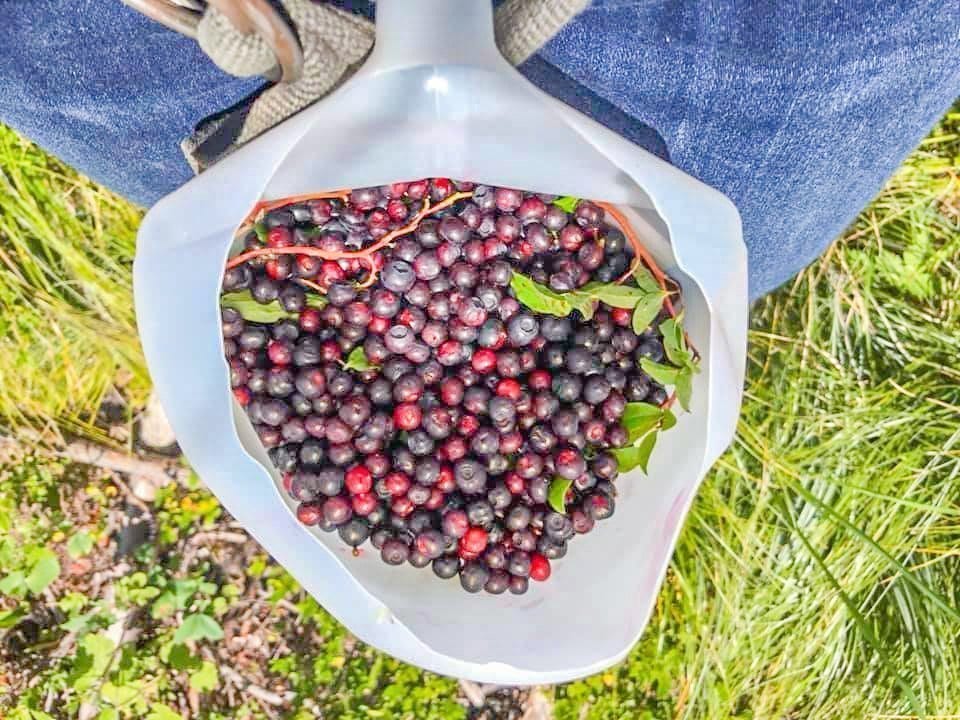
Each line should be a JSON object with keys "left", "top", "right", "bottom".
{"left": 611, "top": 402, "right": 677, "bottom": 474}
{"left": 509, "top": 268, "right": 667, "bottom": 328}
{"left": 639, "top": 314, "right": 699, "bottom": 411}
{"left": 341, "top": 346, "right": 379, "bottom": 373}
{"left": 220, "top": 289, "right": 326, "bottom": 323}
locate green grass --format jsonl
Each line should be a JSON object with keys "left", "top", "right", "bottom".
{"left": 0, "top": 128, "right": 148, "bottom": 443}
{"left": 1, "top": 110, "right": 959, "bottom": 719}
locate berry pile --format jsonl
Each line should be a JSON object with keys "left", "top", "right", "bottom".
{"left": 221, "top": 179, "right": 688, "bottom": 595}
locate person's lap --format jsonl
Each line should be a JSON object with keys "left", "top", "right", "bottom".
{"left": 0, "top": 0, "right": 956, "bottom": 298}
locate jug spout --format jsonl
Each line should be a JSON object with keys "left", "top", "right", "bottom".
{"left": 365, "top": 0, "right": 506, "bottom": 72}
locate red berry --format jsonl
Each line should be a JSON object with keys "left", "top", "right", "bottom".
{"left": 406, "top": 179, "right": 429, "bottom": 200}
{"left": 386, "top": 198, "right": 409, "bottom": 222}
{"left": 458, "top": 414, "right": 480, "bottom": 437}
{"left": 437, "top": 340, "right": 462, "bottom": 365}
{"left": 499, "top": 431, "right": 523, "bottom": 455}
{"left": 424, "top": 488, "right": 445, "bottom": 510}
{"left": 265, "top": 259, "right": 288, "bottom": 280}
{"left": 351, "top": 492, "right": 377, "bottom": 516}
{"left": 299, "top": 307, "right": 321, "bottom": 333}
{"left": 505, "top": 472, "right": 525, "bottom": 495}
{"left": 296, "top": 254, "right": 321, "bottom": 277}
{"left": 436, "top": 465, "right": 456, "bottom": 492}
{"left": 319, "top": 261, "right": 346, "bottom": 286}
{"left": 393, "top": 403, "right": 422, "bottom": 431}
{"left": 232, "top": 387, "right": 251, "bottom": 406}
{"left": 471, "top": 348, "right": 497, "bottom": 374}
{"left": 281, "top": 472, "right": 294, "bottom": 493}
{"left": 431, "top": 177, "right": 453, "bottom": 200}
{"left": 440, "top": 377, "right": 465, "bottom": 406}
{"left": 611, "top": 307, "right": 632, "bottom": 326}
{"left": 496, "top": 378, "right": 522, "bottom": 400}
{"left": 296, "top": 502, "right": 321, "bottom": 525}
{"left": 385, "top": 182, "right": 408, "bottom": 199}
{"left": 345, "top": 465, "right": 373, "bottom": 495}
{"left": 442, "top": 437, "right": 467, "bottom": 462}
{"left": 267, "top": 226, "right": 293, "bottom": 248}
{"left": 267, "top": 340, "right": 292, "bottom": 365}
{"left": 443, "top": 509, "right": 469, "bottom": 538}
{"left": 391, "top": 496, "right": 415, "bottom": 517}
{"left": 529, "top": 553, "right": 551, "bottom": 581}
{"left": 367, "top": 208, "right": 391, "bottom": 232}
{"left": 384, "top": 472, "right": 411, "bottom": 497}
{"left": 460, "top": 526, "right": 488, "bottom": 554}
{"left": 528, "top": 369, "right": 551, "bottom": 391}
{"left": 367, "top": 315, "right": 390, "bottom": 334}
{"left": 319, "top": 340, "right": 342, "bottom": 363}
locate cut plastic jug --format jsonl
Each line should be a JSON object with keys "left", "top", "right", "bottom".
{"left": 134, "top": 0, "right": 747, "bottom": 684}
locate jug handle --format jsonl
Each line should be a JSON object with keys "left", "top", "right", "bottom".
{"left": 357, "top": 0, "right": 511, "bottom": 75}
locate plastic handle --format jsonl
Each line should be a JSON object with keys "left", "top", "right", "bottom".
{"left": 364, "top": 0, "right": 507, "bottom": 72}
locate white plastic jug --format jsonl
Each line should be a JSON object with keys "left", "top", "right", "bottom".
{"left": 134, "top": 0, "right": 747, "bottom": 684}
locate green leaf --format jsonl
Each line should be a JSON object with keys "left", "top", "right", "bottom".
{"left": 659, "top": 316, "right": 689, "bottom": 366}
{"left": 632, "top": 264, "right": 661, "bottom": 293}
{"left": 305, "top": 293, "right": 327, "bottom": 309}
{"left": 612, "top": 432, "right": 658, "bottom": 474}
{"left": 341, "top": 346, "right": 378, "bottom": 373}
{"left": 164, "top": 641, "right": 201, "bottom": 671}
{"left": 547, "top": 477, "right": 573, "bottom": 514}
{"left": 509, "top": 273, "right": 574, "bottom": 317}
{"left": 253, "top": 221, "right": 268, "bottom": 243}
{"left": 675, "top": 370, "right": 694, "bottom": 412}
{"left": 26, "top": 548, "right": 60, "bottom": 595}
{"left": 147, "top": 704, "right": 186, "bottom": 720}
{"left": 96, "top": 707, "right": 120, "bottom": 720}
{"left": 220, "top": 291, "right": 297, "bottom": 323}
{"left": 101, "top": 681, "right": 144, "bottom": 710}
{"left": 81, "top": 632, "right": 116, "bottom": 674}
{"left": 67, "top": 531, "right": 94, "bottom": 559}
{"left": 552, "top": 196, "right": 579, "bottom": 213}
{"left": 577, "top": 282, "right": 650, "bottom": 309}
{"left": 632, "top": 291, "right": 666, "bottom": 334}
{"left": 221, "top": 288, "right": 326, "bottom": 323}
{"left": 640, "top": 358, "right": 681, "bottom": 387}
{"left": 660, "top": 408, "right": 677, "bottom": 431}
{"left": 621, "top": 403, "right": 663, "bottom": 444}
{"left": 0, "top": 606, "right": 27, "bottom": 628}
{"left": 0, "top": 570, "right": 25, "bottom": 595}
{"left": 173, "top": 613, "right": 224, "bottom": 644}
{"left": 189, "top": 660, "right": 220, "bottom": 692}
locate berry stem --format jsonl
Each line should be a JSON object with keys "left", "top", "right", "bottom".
{"left": 241, "top": 190, "right": 350, "bottom": 228}
{"left": 597, "top": 201, "right": 677, "bottom": 317}
{"left": 226, "top": 191, "right": 473, "bottom": 272}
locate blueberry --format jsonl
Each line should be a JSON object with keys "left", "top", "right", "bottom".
{"left": 505, "top": 505, "right": 532, "bottom": 531}
{"left": 467, "top": 499, "right": 495, "bottom": 527}
{"left": 540, "top": 317, "right": 572, "bottom": 342}
{"left": 381, "top": 538, "right": 410, "bottom": 565}
{"left": 509, "top": 575, "right": 529, "bottom": 595}
{"left": 317, "top": 468, "right": 344, "bottom": 496}
{"left": 507, "top": 551, "right": 531, "bottom": 578}
{"left": 459, "top": 562, "right": 489, "bottom": 593}
{"left": 339, "top": 519, "right": 370, "bottom": 547}
{"left": 544, "top": 512, "right": 575, "bottom": 542}
{"left": 583, "top": 376, "right": 612, "bottom": 405}
{"left": 484, "top": 569, "right": 510, "bottom": 594}
{"left": 552, "top": 373, "right": 582, "bottom": 403}
{"left": 432, "top": 556, "right": 460, "bottom": 579}
{"left": 454, "top": 460, "right": 487, "bottom": 494}
{"left": 507, "top": 314, "right": 539, "bottom": 347}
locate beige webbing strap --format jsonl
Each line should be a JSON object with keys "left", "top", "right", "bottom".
{"left": 184, "top": 0, "right": 589, "bottom": 167}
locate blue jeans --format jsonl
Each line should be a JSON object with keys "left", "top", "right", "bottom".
{"left": 0, "top": 0, "right": 956, "bottom": 298}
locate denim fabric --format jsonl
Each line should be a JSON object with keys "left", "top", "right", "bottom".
{"left": 0, "top": 1, "right": 957, "bottom": 298}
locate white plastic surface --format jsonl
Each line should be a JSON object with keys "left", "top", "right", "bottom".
{"left": 134, "top": 0, "right": 747, "bottom": 684}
